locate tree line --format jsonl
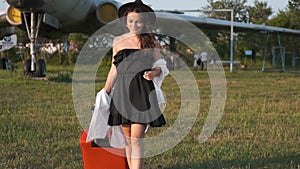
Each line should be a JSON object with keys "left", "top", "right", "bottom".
{"left": 201, "top": 0, "right": 300, "bottom": 69}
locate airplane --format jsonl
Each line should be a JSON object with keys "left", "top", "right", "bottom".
{"left": 1, "top": 0, "right": 122, "bottom": 76}
{"left": 1, "top": 0, "right": 300, "bottom": 75}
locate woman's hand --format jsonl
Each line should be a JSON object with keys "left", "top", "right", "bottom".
{"left": 143, "top": 68, "right": 161, "bottom": 80}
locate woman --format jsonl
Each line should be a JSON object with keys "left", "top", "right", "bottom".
{"left": 104, "top": 0, "right": 167, "bottom": 169}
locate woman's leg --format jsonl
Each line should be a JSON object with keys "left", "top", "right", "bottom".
{"left": 130, "top": 124, "right": 146, "bottom": 169}
{"left": 122, "top": 125, "right": 132, "bottom": 169}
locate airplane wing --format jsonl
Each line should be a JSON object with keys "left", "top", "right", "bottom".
{"left": 156, "top": 11, "right": 300, "bottom": 36}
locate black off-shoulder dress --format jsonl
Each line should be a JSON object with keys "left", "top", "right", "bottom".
{"left": 108, "top": 49, "right": 166, "bottom": 127}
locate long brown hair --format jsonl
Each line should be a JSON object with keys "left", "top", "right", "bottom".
{"left": 122, "top": 7, "right": 159, "bottom": 49}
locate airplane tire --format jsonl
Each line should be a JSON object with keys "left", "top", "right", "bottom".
{"left": 0, "top": 57, "right": 8, "bottom": 69}
{"left": 35, "top": 59, "right": 46, "bottom": 77}
{"left": 24, "top": 59, "right": 32, "bottom": 75}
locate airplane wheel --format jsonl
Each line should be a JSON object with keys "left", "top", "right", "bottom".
{"left": 0, "top": 57, "right": 8, "bottom": 69}
{"left": 24, "top": 59, "right": 32, "bottom": 75}
{"left": 35, "top": 59, "right": 46, "bottom": 77}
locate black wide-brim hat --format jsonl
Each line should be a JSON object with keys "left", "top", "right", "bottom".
{"left": 118, "top": 0, "right": 156, "bottom": 24}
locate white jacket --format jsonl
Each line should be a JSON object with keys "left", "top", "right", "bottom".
{"left": 152, "top": 59, "right": 169, "bottom": 104}
{"left": 86, "top": 89, "right": 126, "bottom": 148}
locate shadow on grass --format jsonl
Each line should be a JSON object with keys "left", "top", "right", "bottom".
{"left": 48, "top": 71, "right": 106, "bottom": 84}
{"left": 49, "top": 78, "right": 106, "bottom": 84}
{"left": 162, "top": 154, "right": 300, "bottom": 169}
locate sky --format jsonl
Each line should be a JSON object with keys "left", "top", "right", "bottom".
{"left": 0, "top": 0, "right": 8, "bottom": 13}
{"left": 1, "top": 0, "right": 289, "bottom": 15}
{"left": 121, "top": 0, "right": 289, "bottom": 14}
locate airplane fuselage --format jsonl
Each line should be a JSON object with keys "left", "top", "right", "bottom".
{"left": 6, "top": 0, "right": 120, "bottom": 36}
{"left": 6, "top": 0, "right": 44, "bottom": 11}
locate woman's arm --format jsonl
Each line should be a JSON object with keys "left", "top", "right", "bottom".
{"left": 144, "top": 42, "right": 162, "bottom": 80}
{"left": 104, "top": 64, "right": 117, "bottom": 94}
{"left": 104, "top": 39, "right": 119, "bottom": 94}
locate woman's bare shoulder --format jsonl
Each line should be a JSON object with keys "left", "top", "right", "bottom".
{"left": 113, "top": 34, "right": 131, "bottom": 55}
{"left": 113, "top": 33, "right": 130, "bottom": 45}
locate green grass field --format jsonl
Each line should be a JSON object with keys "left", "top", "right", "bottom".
{"left": 0, "top": 65, "right": 299, "bottom": 169}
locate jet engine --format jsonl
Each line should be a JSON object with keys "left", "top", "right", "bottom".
{"left": 95, "top": 1, "right": 120, "bottom": 24}
{"left": 0, "top": 6, "right": 21, "bottom": 26}
{"left": 6, "top": 6, "right": 22, "bottom": 26}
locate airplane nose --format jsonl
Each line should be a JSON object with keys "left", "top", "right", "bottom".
{"left": 6, "top": 0, "right": 45, "bottom": 11}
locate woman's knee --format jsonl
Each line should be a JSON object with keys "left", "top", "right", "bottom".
{"left": 130, "top": 137, "right": 143, "bottom": 147}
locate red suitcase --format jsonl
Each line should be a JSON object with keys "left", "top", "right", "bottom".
{"left": 80, "top": 130, "right": 129, "bottom": 169}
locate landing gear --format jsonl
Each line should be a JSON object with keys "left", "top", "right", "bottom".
{"left": 22, "top": 12, "right": 46, "bottom": 77}
{"left": 23, "top": 59, "right": 46, "bottom": 77}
